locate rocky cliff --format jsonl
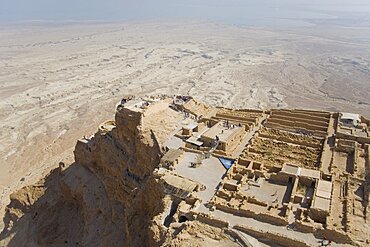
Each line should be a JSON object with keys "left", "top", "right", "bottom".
{"left": 0, "top": 101, "right": 173, "bottom": 247}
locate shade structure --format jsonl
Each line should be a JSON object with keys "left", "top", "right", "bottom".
{"left": 218, "top": 157, "right": 235, "bottom": 170}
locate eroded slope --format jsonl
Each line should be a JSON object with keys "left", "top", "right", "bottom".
{"left": 0, "top": 99, "right": 178, "bottom": 246}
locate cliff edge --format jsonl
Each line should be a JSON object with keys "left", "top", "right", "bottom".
{"left": 0, "top": 97, "right": 177, "bottom": 246}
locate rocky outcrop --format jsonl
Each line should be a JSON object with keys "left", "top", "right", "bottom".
{"left": 0, "top": 103, "right": 170, "bottom": 247}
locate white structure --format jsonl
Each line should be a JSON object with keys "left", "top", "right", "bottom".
{"left": 340, "top": 113, "right": 361, "bottom": 127}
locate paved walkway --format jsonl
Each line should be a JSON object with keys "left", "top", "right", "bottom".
{"left": 320, "top": 114, "right": 335, "bottom": 174}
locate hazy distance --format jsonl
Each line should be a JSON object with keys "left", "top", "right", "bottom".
{"left": 1, "top": 0, "right": 370, "bottom": 27}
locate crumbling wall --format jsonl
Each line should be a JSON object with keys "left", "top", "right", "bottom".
{"left": 234, "top": 224, "right": 311, "bottom": 247}
{"left": 266, "top": 118, "right": 328, "bottom": 132}
{"left": 294, "top": 220, "right": 321, "bottom": 234}
{"left": 314, "top": 228, "right": 354, "bottom": 245}
{"left": 265, "top": 121, "right": 327, "bottom": 137}
{"left": 258, "top": 130, "right": 322, "bottom": 148}
{"left": 335, "top": 139, "right": 356, "bottom": 153}
{"left": 336, "top": 132, "right": 370, "bottom": 144}
{"left": 212, "top": 197, "right": 288, "bottom": 226}
{"left": 216, "top": 112, "right": 257, "bottom": 122}
{"left": 271, "top": 111, "right": 329, "bottom": 125}
{"left": 365, "top": 146, "right": 370, "bottom": 212}
{"left": 273, "top": 109, "right": 330, "bottom": 117}
{"left": 191, "top": 212, "right": 229, "bottom": 228}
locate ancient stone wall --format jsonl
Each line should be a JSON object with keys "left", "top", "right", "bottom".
{"left": 192, "top": 213, "right": 229, "bottom": 228}
{"left": 213, "top": 199, "right": 288, "bottom": 226}
{"left": 234, "top": 225, "right": 311, "bottom": 247}
{"left": 271, "top": 111, "right": 329, "bottom": 125}
{"left": 266, "top": 118, "right": 328, "bottom": 132}
{"left": 336, "top": 132, "right": 370, "bottom": 144}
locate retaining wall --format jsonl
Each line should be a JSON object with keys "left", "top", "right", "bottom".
{"left": 314, "top": 228, "right": 354, "bottom": 245}
{"left": 336, "top": 132, "right": 370, "bottom": 144}
{"left": 271, "top": 112, "right": 329, "bottom": 127}
{"left": 215, "top": 113, "right": 258, "bottom": 123}
{"left": 267, "top": 118, "right": 328, "bottom": 132}
{"left": 214, "top": 201, "right": 288, "bottom": 226}
{"left": 234, "top": 224, "right": 312, "bottom": 247}
{"left": 268, "top": 115, "right": 326, "bottom": 127}
{"left": 273, "top": 109, "right": 330, "bottom": 118}
{"left": 265, "top": 121, "right": 327, "bottom": 138}
{"left": 258, "top": 133, "right": 322, "bottom": 148}
{"left": 192, "top": 212, "right": 229, "bottom": 228}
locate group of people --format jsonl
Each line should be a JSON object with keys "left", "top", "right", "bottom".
{"left": 183, "top": 111, "right": 195, "bottom": 120}
{"left": 223, "top": 120, "right": 242, "bottom": 129}
{"left": 320, "top": 238, "right": 332, "bottom": 246}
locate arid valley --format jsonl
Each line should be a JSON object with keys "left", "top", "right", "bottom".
{"left": 0, "top": 20, "right": 370, "bottom": 245}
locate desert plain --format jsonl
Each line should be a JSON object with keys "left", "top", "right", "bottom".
{"left": 0, "top": 21, "right": 370, "bottom": 230}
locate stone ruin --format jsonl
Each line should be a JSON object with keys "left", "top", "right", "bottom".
{"left": 1, "top": 95, "right": 369, "bottom": 246}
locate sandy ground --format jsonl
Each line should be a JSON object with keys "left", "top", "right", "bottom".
{"left": 0, "top": 21, "right": 369, "bottom": 226}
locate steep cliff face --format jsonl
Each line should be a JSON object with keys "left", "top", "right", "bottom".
{"left": 0, "top": 103, "right": 171, "bottom": 247}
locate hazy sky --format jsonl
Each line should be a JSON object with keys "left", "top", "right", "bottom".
{"left": 1, "top": 0, "right": 370, "bottom": 26}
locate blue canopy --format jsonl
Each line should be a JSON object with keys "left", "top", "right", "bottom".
{"left": 218, "top": 158, "right": 235, "bottom": 170}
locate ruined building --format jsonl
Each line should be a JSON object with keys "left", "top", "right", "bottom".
{"left": 0, "top": 95, "right": 369, "bottom": 246}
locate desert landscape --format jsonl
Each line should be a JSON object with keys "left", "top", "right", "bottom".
{"left": 0, "top": 95, "right": 368, "bottom": 246}
{"left": 0, "top": 20, "right": 370, "bottom": 245}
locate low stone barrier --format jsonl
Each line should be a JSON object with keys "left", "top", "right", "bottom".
{"left": 272, "top": 111, "right": 329, "bottom": 123}
{"left": 268, "top": 118, "right": 328, "bottom": 132}
{"left": 193, "top": 212, "right": 229, "bottom": 228}
{"left": 234, "top": 224, "right": 313, "bottom": 247}
{"left": 336, "top": 132, "right": 370, "bottom": 144}
{"left": 214, "top": 201, "right": 288, "bottom": 226}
